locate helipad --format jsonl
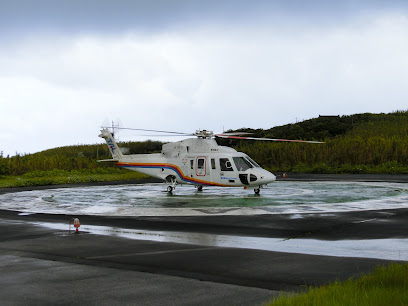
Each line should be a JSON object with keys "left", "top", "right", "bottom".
{"left": 1, "top": 181, "right": 408, "bottom": 216}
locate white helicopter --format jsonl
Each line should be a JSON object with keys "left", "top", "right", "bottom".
{"left": 99, "top": 126, "right": 322, "bottom": 194}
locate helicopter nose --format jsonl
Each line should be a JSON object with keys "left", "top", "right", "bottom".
{"left": 261, "top": 171, "right": 276, "bottom": 184}
{"left": 250, "top": 169, "right": 276, "bottom": 185}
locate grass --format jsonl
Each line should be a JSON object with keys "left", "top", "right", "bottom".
{"left": 0, "top": 168, "right": 150, "bottom": 188}
{"left": 267, "top": 263, "right": 408, "bottom": 306}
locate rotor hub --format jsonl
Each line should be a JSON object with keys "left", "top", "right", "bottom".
{"left": 194, "top": 129, "right": 214, "bottom": 139}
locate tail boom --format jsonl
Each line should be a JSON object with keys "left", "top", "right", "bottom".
{"left": 99, "top": 128, "right": 123, "bottom": 160}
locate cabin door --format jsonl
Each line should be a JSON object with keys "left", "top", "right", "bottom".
{"left": 195, "top": 156, "right": 207, "bottom": 177}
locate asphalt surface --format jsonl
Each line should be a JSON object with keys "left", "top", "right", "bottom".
{"left": 1, "top": 175, "right": 408, "bottom": 305}
{"left": 0, "top": 217, "right": 400, "bottom": 306}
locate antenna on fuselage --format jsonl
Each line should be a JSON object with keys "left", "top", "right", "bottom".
{"left": 111, "top": 121, "right": 120, "bottom": 139}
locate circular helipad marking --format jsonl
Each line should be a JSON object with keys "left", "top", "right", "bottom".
{"left": 1, "top": 181, "right": 408, "bottom": 216}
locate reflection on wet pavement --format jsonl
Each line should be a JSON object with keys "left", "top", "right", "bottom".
{"left": 36, "top": 221, "right": 408, "bottom": 261}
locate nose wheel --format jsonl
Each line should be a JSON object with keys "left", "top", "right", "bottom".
{"left": 254, "top": 188, "right": 260, "bottom": 195}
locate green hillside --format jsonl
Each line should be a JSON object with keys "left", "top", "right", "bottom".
{"left": 0, "top": 141, "right": 162, "bottom": 176}
{"left": 233, "top": 111, "right": 408, "bottom": 173}
{"left": 1, "top": 111, "right": 408, "bottom": 178}
{"left": 224, "top": 111, "right": 408, "bottom": 141}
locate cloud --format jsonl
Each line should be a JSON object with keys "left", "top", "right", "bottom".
{"left": 1, "top": 11, "right": 408, "bottom": 155}
{"left": 2, "top": 0, "right": 407, "bottom": 38}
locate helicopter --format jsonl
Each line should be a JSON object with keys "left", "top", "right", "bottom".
{"left": 99, "top": 126, "right": 323, "bottom": 194}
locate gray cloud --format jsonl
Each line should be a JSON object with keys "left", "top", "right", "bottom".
{"left": 2, "top": 0, "right": 407, "bottom": 37}
{"left": 1, "top": 1, "right": 408, "bottom": 155}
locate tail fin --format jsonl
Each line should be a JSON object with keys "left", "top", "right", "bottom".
{"left": 99, "top": 128, "right": 123, "bottom": 160}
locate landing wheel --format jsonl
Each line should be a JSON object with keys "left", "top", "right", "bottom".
{"left": 165, "top": 175, "right": 177, "bottom": 193}
{"left": 197, "top": 185, "right": 203, "bottom": 192}
{"left": 254, "top": 188, "right": 260, "bottom": 195}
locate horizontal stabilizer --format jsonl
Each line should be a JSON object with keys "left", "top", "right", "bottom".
{"left": 97, "top": 159, "right": 119, "bottom": 163}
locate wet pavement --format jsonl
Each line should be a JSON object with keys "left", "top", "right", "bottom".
{"left": 0, "top": 218, "right": 282, "bottom": 305}
{"left": 0, "top": 217, "right": 400, "bottom": 305}
{"left": 1, "top": 205, "right": 407, "bottom": 305}
{"left": 1, "top": 176, "right": 408, "bottom": 305}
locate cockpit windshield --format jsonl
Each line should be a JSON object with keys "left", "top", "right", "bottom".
{"left": 233, "top": 157, "right": 253, "bottom": 171}
{"left": 245, "top": 156, "right": 261, "bottom": 168}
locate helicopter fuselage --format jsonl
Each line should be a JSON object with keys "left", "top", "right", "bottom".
{"left": 99, "top": 129, "right": 276, "bottom": 191}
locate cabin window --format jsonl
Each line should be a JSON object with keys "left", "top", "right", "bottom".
{"left": 220, "top": 158, "right": 233, "bottom": 171}
{"left": 197, "top": 158, "right": 205, "bottom": 169}
{"left": 211, "top": 158, "right": 216, "bottom": 169}
{"left": 190, "top": 160, "right": 194, "bottom": 169}
{"left": 233, "top": 157, "right": 253, "bottom": 171}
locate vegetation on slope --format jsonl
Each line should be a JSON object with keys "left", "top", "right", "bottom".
{"left": 1, "top": 111, "right": 408, "bottom": 184}
{"left": 232, "top": 111, "right": 408, "bottom": 173}
{"left": 0, "top": 141, "right": 160, "bottom": 187}
{"left": 0, "top": 141, "right": 162, "bottom": 176}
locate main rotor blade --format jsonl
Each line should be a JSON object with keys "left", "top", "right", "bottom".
{"left": 104, "top": 127, "right": 194, "bottom": 136}
{"left": 138, "top": 134, "right": 194, "bottom": 137}
{"left": 215, "top": 134, "right": 324, "bottom": 144}
{"left": 216, "top": 132, "right": 253, "bottom": 136}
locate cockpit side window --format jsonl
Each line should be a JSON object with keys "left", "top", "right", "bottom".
{"left": 211, "top": 158, "right": 216, "bottom": 169}
{"left": 233, "top": 157, "right": 253, "bottom": 171}
{"left": 219, "top": 158, "right": 233, "bottom": 171}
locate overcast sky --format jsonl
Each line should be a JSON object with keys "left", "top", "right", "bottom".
{"left": 1, "top": 1, "right": 408, "bottom": 156}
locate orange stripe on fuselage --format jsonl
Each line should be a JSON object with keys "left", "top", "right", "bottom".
{"left": 116, "top": 162, "right": 230, "bottom": 187}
